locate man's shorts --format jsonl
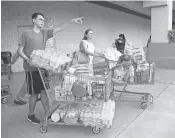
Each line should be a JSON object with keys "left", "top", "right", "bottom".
{"left": 26, "top": 69, "right": 49, "bottom": 95}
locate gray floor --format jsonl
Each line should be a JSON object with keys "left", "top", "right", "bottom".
{"left": 1, "top": 68, "right": 175, "bottom": 138}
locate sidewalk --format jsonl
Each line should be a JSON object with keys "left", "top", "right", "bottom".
{"left": 1, "top": 68, "right": 175, "bottom": 138}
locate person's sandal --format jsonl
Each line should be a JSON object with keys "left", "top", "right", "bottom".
{"left": 37, "top": 98, "right": 41, "bottom": 102}
{"left": 14, "top": 99, "right": 27, "bottom": 105}
{"left": 18, "top": 98, "right": 27, "bottom": 104}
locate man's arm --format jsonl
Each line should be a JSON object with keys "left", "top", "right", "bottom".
{"left": 52, "top": 20, "right": 71, "bottom": 35}
{"left": 18, "top": 31, "right": 29, "bottom": 61}
{"left": 53, "top": 17, "right": 84, "bottom": 35}
{"left": 10, "top": 51, "right": 20, "bottom": 65}
{"left": 18, "top": 46, "right": 29, "bottom": 62}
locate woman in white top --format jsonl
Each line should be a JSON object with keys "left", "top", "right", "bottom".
{"left": 78, "top": 29, "right": 102, "bottom": 76}
{"left": 77, "top": 29, "right": 103, "bottom": 96}
{"left": 81, "top": 29, "right": 98, "bottom": 64}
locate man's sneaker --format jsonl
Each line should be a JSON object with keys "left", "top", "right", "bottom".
{"left": 27, "top": 114, "right": 40, "bottom": 124}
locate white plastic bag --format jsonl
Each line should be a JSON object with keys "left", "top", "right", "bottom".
{"left": 103, "top": 47, "right": 122, "bottom": 61}
{"left": 124, "top": 42, "right": 133, "bottom": 56}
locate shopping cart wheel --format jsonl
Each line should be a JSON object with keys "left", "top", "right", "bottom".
{"left": 92, "top": 126, "right": 101, "bottom": 134}
{"left": 140, "top": 102, "right": 148, "bottom": 109}
{"left": 2, "top": 98, "right": 8, "bottom": 104}
{"left": 40, "top": 126, "right": 47, "bottom": 133}
{"left": 149, "top": 94, "right": 154, "bottom": 104}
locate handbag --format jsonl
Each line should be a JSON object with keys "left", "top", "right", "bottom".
{"left": 71, "top": 80, "right": 88, "bottom": 98}
{"left": 77, "top": 41, "right": 90, "bottom": 64}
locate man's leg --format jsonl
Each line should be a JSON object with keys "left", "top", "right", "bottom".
{"left": 40, "top": 70, "right": 50, "bottom": 118}
{"left": 26, "top": 71, "right": 40, "bottom": 124}
{"left": 14, "top": 81, "right": 27, "bottom": 105}
{"left": 16, "top": 81, "right": 27, "bottom": 99}
{"left": 28, "top": 94, "right": 39, "bottom": 115}
{"left": 40, "top": 90, "right": 49, "bottom": 115}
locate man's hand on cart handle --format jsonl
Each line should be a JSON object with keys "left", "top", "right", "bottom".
{"left": 27, "top": 59, "right": 36, "bottom": 67}
{"left": 27, "top": 60, "right": 40, "bottom": 68}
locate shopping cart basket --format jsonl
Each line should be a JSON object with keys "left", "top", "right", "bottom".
{"left": 38, "top": 67, "right": 113, "bottom": 134}
{"left": 110, "top": 62, "right": 155, "bottom": 109}
{"left": 1, "top": 64, "right": 11, "bottom": 81}
{"left": 1, "top": 64, "right": 12, "bottom": 104}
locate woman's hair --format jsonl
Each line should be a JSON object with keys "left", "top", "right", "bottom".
{"left": 118, "top": 34, "right": 126, "bottom": 43}
{"left": 114, "top": 34, "right": 126, "bottom": 53}
{"left": 82, "top": 29, "right": 93, "bottom": 40}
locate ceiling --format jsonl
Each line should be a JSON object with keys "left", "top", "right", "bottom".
{"left": 110, "top": 1, "right": 175, "bottom": 22}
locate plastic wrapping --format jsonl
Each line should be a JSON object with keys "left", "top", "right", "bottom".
{"left": 30, "top": 49, "right": 72, "bottom": 72}
{"left": 103, "top": 47, "right": 122, "bottom": 61}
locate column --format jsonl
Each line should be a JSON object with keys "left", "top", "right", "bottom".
{"left": 143, "top": 0, "right": 173, "bottom": 43}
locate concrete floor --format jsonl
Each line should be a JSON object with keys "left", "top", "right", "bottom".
{"left": 1, "top": 68, "right": 175, "bottom": 138}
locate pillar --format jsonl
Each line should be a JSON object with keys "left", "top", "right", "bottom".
{"left": 143, "top": 0, "right": 173, "bottom": 43}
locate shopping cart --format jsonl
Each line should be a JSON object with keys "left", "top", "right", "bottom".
{"left": 110, "top": 62, "right": 155, "bottom": 109}
{"left": 1, "top": 64, "right": 11, "bottom": 81}
{"left": 1, "top": 64, "right": 12, "bottom": 104}
{"left": 38, "top": 66, "right": 113, "bottom": 134}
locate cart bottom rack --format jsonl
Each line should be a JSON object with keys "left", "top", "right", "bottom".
{"left": 110, "top": 90, "right": 153, "bottom": 109}
{"left": 40, "top": 100, "right": 115, "bottom": 134}
{"left": 40, "top": 120, "right": 102, "bottom": 134}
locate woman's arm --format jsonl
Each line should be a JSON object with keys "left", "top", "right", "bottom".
{"left": 81, "top": 41, "right": 101, "bottom": 57}
{"left": 94, "top": 50, "right": 105, "bottom": 58}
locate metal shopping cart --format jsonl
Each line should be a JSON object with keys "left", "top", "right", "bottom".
{"left": 110, "top": 61, "right": 155, "bottom": 109}
{"left": 93, "top": 59, "right": 155, "bottom": 109}
{"left": 1, "top": 64, "right": 12, "bottom": 104}
{"left": 38, "top": 66, "right": 114, "bottom": 134}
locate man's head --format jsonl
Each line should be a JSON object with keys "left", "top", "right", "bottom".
{"left": 32, "top": 13, "right": 45, "bottom": 28}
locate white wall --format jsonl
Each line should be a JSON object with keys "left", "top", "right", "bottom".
{"left": 1, "top": 1, "right": 151, "bottom": 72}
